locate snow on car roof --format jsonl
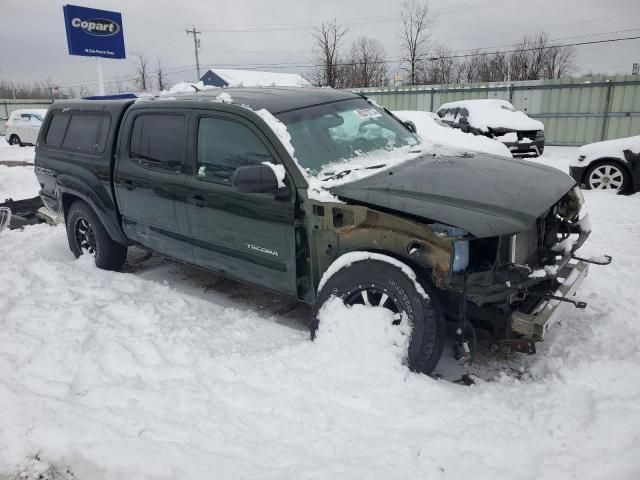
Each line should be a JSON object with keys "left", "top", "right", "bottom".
{"left": 438, "top": 99, "right": 544, "bottom": 132}
{"left": 206, "top": 68, "right": 311, "bottom": 88}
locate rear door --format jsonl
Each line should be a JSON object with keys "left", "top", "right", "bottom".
{"left": 180, "top": 110, "right": 298, "bottom": 296}
{"left": 114, "top": 109, "right": 193, "bottom": 263}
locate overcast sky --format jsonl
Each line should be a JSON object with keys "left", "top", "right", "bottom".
{"left": 2, "top": 0, "right": 639, "bottom": 93}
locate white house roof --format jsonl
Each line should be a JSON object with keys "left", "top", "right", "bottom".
{"left": 206, "top": 68, "right": 311, "bottom": 87}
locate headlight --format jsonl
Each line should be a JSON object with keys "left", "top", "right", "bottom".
{"left": 536, "top": 130, "right": 544, "bottom": 138}
{"left": 452, "top": 240, "right": 470, "bottom": 272}
{"left": 430, "top": 223, "right": 470, "bottom": 273}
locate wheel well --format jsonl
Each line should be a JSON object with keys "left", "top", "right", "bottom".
{"left": 583, "top": 157, "right": 630, "bottom": 183}
{"left": 61, "top": 193, "right": 82, "bottom": 218}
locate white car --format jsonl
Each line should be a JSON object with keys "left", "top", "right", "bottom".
{"left": 393, "top": 110, "right": 511, "bottom": 158}
{"left": 437, "top": 99, "right": 545, "bottom": 157}
{"left": 569, "top": 135, "right": 640, "bottom": 193}
{"left": 4, "top": 109, "right": 48, "bottom": 146}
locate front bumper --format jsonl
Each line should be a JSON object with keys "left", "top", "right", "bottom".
{"left": 510, "top": 259, "right": 589, "bottom": 340}
{"left": 502, "top": 138, "right": 545, "bottom": 156}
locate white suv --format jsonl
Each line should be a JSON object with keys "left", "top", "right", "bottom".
{"left": 4, "top": 109, "right": 48, "bottom": 146}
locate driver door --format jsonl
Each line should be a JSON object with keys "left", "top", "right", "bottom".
{"left": 180, "top": 110, "right": 298, "bottom": 296}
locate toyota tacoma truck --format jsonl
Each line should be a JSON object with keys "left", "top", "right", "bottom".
{"left": 34, "top": 87, "right": 608, "bottom": 374}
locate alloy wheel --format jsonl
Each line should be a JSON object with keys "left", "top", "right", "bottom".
{"left": 588, "top": 164, "right": 624, "bottom": 190}
{"left": 74, "top": 217, "right": 97, "bottom": 255}
{"left": 344, "top": 284, "right": 406, "bottom": 325}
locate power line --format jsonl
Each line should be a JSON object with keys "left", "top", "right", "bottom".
{"left": 15, "top": 33, "right": 640, "bottom": 90}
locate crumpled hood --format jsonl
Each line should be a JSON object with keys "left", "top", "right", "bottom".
{"left": 329, "top": 153, "right": 576, "bottom": 237}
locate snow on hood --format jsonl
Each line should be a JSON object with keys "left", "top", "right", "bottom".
{"left": 438, "top": 99, "right": 544, "bottom": 132}
{"left": 394, "top": 110, "right": 511, "bottom": 158}
{"left": 575, "top": 135, "right": 640, "bottom": 165}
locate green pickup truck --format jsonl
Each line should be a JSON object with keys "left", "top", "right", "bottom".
{"left": 34, "top": 87, "right": 606, "bottom": 374}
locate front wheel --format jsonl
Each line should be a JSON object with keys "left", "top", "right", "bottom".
{"left": 585, "top": 161, "right": 629, "bottom": 192}
{"left": 8, "top": 134, "right": 21, "bottom": 146}
{"left": 66, "top": 200, "right": 127, "bottom": 271}
{"left": 312, "top": 253, "right": 445, "bottom": 375}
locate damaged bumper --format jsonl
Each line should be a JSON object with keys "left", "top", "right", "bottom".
{"left": 510, "top": 259, "right": 589, "bottom": 341}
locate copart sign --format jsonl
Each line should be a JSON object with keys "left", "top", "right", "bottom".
{"left": 63, "top": 4, "right": 126, "bottom": 59}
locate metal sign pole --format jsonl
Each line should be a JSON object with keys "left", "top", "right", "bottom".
{"left": 97, "top": 57, "right": 105, "bottom": 95}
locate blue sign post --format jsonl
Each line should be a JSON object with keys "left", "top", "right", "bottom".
{"left": 63, "top": 4, "right": 126, "bottom": 94}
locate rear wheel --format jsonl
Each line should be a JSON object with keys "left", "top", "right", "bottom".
{"left": 586, "top": 161, "right": 629, "bottom": 192}
{"left": 66, "top": 200, "right": 127, "bottom": 271}
{"left": 312, "top": 254, "right": 445, "bottom": 375}
{"left": 8, "top": 134, "right": 21, "bottom": 146}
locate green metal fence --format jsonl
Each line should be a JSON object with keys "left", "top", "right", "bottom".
{"left": 352, "top": 75, "right": 640, "bottom": 146}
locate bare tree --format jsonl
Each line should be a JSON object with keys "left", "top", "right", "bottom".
{"left": 543, "top": 44, "right": 576, "bottom": 79}
{"left": 509, "top": 33, "right": 575, "bottom": 81}
{"left": 133, "top": 54, "right": 149, "bottom": 91}
{"left": 311, "top": 19, "right": 348, "bottom": 87}
{"left": 399, "top": 0, "right": 433, "bottom": 85}
{"left": 424, "top": 43, "right": 456, "bottom": 84}
{"left": 156, "top": 57, "right": 166, "bottom": 91}
{"left": 342, "top": 37, "right": 389, "bottom": 88}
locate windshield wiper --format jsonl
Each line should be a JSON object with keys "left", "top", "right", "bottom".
{"left": 320, "top": 164, "right": 386, "bottom": 181}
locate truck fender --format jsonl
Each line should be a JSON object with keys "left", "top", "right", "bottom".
{"left": 56, "top": 175, "right": 130, "bottom": 246}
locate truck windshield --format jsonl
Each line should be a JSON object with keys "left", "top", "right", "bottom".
{"left": 277, "top": 98, "right": 419, "bottom": 177}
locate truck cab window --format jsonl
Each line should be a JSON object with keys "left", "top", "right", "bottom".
{"left": 45, "top": 114, "right": 71, "bottom": 147}
{"left": 130, "top": 114, "right": 185, "bottom": 171}
{"left": 61, "top": 113, "right": 110, "bottom": 153}
{"left": 197, "top": 117, "right": 273, "bottom": 183}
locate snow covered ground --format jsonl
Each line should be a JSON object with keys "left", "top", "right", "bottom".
{"left": 0, "top": 142, "right": 39, "bottom": 202}
{"left": 1, "top": 145, "right": 640, "bottom": 479}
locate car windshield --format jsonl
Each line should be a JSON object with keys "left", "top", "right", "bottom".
{"left": 277, "top": 98, "right": 419, "bottom": 177}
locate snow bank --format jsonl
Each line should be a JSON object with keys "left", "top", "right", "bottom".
{"left": 438, "top": 99, "right": 544, "bottom": 132}
{"left": 394, "top": 110, "right": 511, "bottom": 157}
{"left": 210, "top": 68, "right": 311, "bottom": 88}
{"left": 572, "top": 135, "right": 640, "bottom": 167}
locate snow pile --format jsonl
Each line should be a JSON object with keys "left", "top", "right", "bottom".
{"left": 215, "top": 92, "right": 233, "bottom": 104}
{"left": 2, "top": 147, "right": 640, "bottom": 479}
{"left": 394, "top": 110, "right": 511, "bottom": 157}
{"left": 0, "top": 144, "right": 38, "bottom": 201}
{"left": 209, "top": 68, "right": 311, "bottom": 88}
{"left": 438, "top": 99, "right": 544, "bottom": 132}
{"left": 572, "top": 135, "right": 640, "bottom": 166}
{"left": 162, "top": 81, "right": 218, "bottom": 95}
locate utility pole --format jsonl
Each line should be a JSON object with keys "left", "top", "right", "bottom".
{"left": 186, "top": 26, "right": 202, "bottom": 81}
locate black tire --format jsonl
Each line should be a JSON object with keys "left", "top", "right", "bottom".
{"left": 8, "top": 134, "right": 21, "bottom": 146}
{"left": 66, "top": 200, "right": 127, "bottom": 271}
{"left": 312, "top": 256, "right": 445, "bottom": 375}
{"left": 584, "top": 160, "right": 630, "bottom": 193}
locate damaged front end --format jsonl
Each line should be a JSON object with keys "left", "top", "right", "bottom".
{"left": 447, "top": 186, "right": 610, "bottom": 353}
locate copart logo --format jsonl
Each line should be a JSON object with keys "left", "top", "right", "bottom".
{"left": 247, "top": 243, "right": 279, "bottom": 257}
{"left": 71, "top": 17, "right": 120, "bottom": 36}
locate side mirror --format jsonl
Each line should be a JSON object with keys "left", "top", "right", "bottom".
{"left": 403, "top": 120, "right": 417, "bottom": 134}
{"left": 232, "top": 164, "right": 282, "bottom": 194}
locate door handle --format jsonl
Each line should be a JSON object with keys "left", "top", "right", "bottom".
{"left": 191, "top": 194, "right": 205, "bottom": 208}
{"left": 123, "top": 179, "right": 135, "bottom": 191}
